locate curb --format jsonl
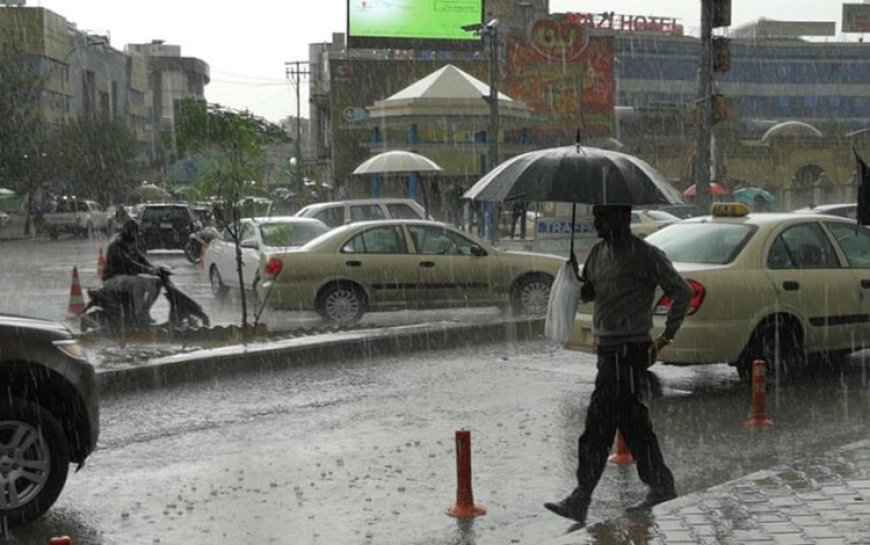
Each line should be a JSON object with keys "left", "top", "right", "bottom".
{"left": 96, "top": 318, "right": 545, "bottom": 396}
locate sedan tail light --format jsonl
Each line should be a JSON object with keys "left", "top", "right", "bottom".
{"left": 654, "top": 278, "right": 706, "bottom": 316}
{"left": 264, "top": 257, "right": 283, "bottom": 278}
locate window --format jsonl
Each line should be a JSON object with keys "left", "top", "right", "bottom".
{"left": 313, "top": 207, "right": 346, "bottom": 228}
{"left": 260, "top": 222, "right": 329, "bottom": 247}
{"left": 827, "top": 222, "right": 870, "bottom": 268}
{"left": 386, "top": 203, "right": 423, "bottom": 220}
{"left": 407, "top": 225, "right": 482, "bottom": 256}
{"left": 768, "top": 223, "right": 839, "bottom": 270}
{"left": 646, "top": 223, "right": 755, "bottom": 264}
{"left": 349, "top": 204, "right": 385, "bottom": 222}
{"left": 341, "top": 226, "right": 407, "bottom": 254}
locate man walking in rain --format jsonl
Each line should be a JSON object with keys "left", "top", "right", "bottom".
{"left": 544, "top": 204, "right": 693, "bottom": 526}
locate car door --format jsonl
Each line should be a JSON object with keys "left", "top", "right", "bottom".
{"left": 764, "top": 220, "right": 858, "bottom": 350}
{"left": 338, "top": 225, "right": 417, "bottom": 307}
{"left": 824, "top": 221, "right": 870, "bottom": 346}
{"left": 406, "top": 224, "right": 492, "bottom": 306}
{"left": 212, "top": 227, "right": 236, "bottom": 286}
{"left": 237, "top": 221, "right": 261, "bottom": 289}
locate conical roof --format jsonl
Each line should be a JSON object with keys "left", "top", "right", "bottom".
{"left": 367, "top": 64, "right": 531, "bottom": 122}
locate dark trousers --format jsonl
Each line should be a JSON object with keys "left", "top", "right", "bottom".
{"left": 570, "top": 342, "right": 675, "bottom": 501}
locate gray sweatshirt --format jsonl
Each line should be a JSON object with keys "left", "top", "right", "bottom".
{"left": 581, "top": 235, "right": 693, "bottom": 347}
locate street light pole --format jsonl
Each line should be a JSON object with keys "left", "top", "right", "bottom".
{"left": 462, "top": 19, "right": 500, "bottom": 241}
{"left": 285, "top": 60, "right": 310, "bottom": 192}
{"left": 694, "top": 0, "right": 713, "bottom": 213}
{"left": 60, "top": 37, "right": 108, "bottom": 121}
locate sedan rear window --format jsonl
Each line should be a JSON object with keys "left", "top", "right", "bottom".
{"left": 646, "top": 223, "right": 756, "bottom": 264}
{"left": 260, "top": 222, "right": 329, "bottom": 247}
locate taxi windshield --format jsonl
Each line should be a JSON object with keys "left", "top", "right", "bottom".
{"left": 646, "top": 223, "right": 756, "bottom": 265}
{"left": 260, "top": 222, "right": 329, "bottom": 247}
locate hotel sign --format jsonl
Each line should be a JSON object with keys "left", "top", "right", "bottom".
{"left": 564, "top": 11, "right": 684, "bottom": 36}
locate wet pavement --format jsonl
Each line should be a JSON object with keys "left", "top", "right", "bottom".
{"left": 78, "top": 318, "right": 870, "bottom": 544}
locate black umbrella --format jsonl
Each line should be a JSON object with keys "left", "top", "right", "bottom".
{"left": 463, "top": 145, "right": 684, "bottom": 206}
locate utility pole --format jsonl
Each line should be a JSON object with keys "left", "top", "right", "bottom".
{"left": 285, "top": 60, "right": 310, "bottom": 192}
{"left": 694, "top": 0, "right": 713, "bottom": 214}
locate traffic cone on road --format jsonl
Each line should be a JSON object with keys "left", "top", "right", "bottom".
{"left": 97, "top": 246, "right": 106, "bottom": 281}
{"left": 608, "top": 431, "right": 635, "bottom": 465}
{"left": 67, "top": 266, "right": 86, "bottom": 317}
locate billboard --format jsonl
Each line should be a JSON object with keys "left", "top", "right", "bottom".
{"left": 506, "top": 20, "right": 615, "bottom": 141}
{"left": 843, "top": 3, "right": 870, "bottom": 32}
{"left": 347, "top": 0, "right": 483, "bottom": 48}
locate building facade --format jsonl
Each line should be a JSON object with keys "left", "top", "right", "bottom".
{"left": 0, "top": 6, "right": 209, "bottom": 180}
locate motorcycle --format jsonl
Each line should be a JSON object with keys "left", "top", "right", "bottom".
{"left": 184, "top": 223, "right": 220, "bottom": 264}
{"left": 80, "top": 268, "right": 210, "bottom": 332}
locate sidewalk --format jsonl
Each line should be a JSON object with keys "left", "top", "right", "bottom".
{"left": 85, "top": 319, "right": 870, "bottom": 544}
{"left": 550, "top": 440, "right": 870, "bottom": 545}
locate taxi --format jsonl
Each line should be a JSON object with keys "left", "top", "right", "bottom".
{"left": 257, "top": 219, "right": 563, "bottom": 324}
{"left": 567, "top": 203, "right": 870, "bottom": 380}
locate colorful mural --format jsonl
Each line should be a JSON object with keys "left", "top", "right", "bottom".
{"left": 507, "top": 19, "right": 615, "bottom": 141}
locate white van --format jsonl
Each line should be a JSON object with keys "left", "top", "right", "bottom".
{"left": 293, "top": 198, "right": 428, "bottom": 228}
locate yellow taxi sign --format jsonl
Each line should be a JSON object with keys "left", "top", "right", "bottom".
{"left": 711, "top": 202, "right": 751, "bottom": 217}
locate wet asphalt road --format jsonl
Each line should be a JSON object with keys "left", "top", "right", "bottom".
{"left": 7, "top": 339, "right": 870, "bottom": 545}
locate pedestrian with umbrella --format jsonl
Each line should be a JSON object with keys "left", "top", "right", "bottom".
{"left": 464, "top": 143, "right": 693, "bottom": 528}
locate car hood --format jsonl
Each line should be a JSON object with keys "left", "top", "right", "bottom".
{"left": 0, "top": 313, "right": 73, "bottom": 338}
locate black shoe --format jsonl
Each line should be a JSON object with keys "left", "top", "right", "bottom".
{"left": 544, "top": 496, "right": 589, "bottom": 525}
{"left": 625, "top": 488, "right": 677, "bottom": 512}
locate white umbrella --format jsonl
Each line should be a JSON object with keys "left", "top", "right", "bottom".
{"left": 352, "top": 150, "right": 443, "bottom": 175}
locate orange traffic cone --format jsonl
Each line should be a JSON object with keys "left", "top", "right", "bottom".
{"left": 608, "top": 431, "right": 635, "bottom": 465}
{"left": 67, "top": 266, "right": 86, "bottom": 317}
{"left": 97, "top": 247, "right": 106, "bottom": 281}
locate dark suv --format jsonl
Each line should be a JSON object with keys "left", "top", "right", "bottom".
{"left": 0, "top": 314, "right": 100, "bottom": 526}
{"left": 138, "top": 203, "right": 197, "bottom": 250}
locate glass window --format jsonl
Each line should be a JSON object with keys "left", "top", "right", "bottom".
{"left": 350, "top": 204, "right": 385, "bottom": 222}
{"left": 260, "top": 221, "right": 329, "bottom": 247}
{"left": 240, "top": 222, "right": 256, "bottom": 241}
{"left": 341, "top": 226, "right": 407, "bottom": 254}
{"left": 646, "top": 223, "right": 755, "bottom": 264}
{"left": 768, "top": 222, "right": 839, "bottom": 270}
{"left": 827, "top": 222, "right": 870, "bottom": 268}
{"left": 386, "top": 203, "right": 422, "bottom": 220}
{"left": 407, "top": 225, "right": 483, "bottom": 256}
{"left": 314, "top": 207, "right": 345, "bottom": 227}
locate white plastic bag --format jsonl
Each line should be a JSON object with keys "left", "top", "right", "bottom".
{"left": 544, "top": 259, "right": 583, "bottom": 344}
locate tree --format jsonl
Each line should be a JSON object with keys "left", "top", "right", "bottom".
{"left": 174, "top": 99, "right": 291, "bottom": 329}
{"left": 55, "top": 116, "right": 141, "bottom": 204}
{"left": 0, "top": 43, "right": 59, "bottom": 234}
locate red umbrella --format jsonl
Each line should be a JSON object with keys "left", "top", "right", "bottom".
{"left": 683, "top": 182, "right": 730, "bottom": 197}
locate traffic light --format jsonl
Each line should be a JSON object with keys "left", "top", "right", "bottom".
{"left": 713, "top": 37, "right": 731, "bottom": 72}
{"left": 712, "top": 0, "right": 731, "bottom": 28}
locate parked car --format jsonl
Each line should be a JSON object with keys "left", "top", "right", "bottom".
{"left": 257, "top": 219, "right": 563, "bottom": 324}
{"left": 294, "top": 198, "right": 428, "bottom": 228}
{"left": 137, "top": 203, "right": 197, "bottom": 250}
{"left": 630, "top": 209, "right": 680, "bottom": 237}
{"left": 204, "top": 216, "right": 329, "bottom": 297}
{"left": 569, "top": 203, "right": 870, "bottom": 381}
{"left": 0, "top": 313, "right": 100, "bottom": 526}
{"left": 793, "top": 203, "right": 857, "bottom": 220}
{"left": 42, "top": 197, "right": 113, "bottom": 239}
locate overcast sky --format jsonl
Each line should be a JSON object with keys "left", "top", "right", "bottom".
{"left": 30, "top": 1, "right": 852, "bottom": 123}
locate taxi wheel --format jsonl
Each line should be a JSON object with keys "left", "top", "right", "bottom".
{"left": 510, "top": 273, "right": 553, "bottom": 316}
{"left": 316, "top": 282, "right": 366, "bottom": 325}
{"left": 739, "top": 318, "right": 803, "bottom": 383}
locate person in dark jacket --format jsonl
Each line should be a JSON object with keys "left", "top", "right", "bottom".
{"left": 544, "top": 204, "right": 693, "bottom": 527}
{"left": 102, "top": 220, "right": 162, "bottom": 324}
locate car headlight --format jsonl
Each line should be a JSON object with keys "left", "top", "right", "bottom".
{"left": 53, "top": 339, "right": 88, "bottom": 360}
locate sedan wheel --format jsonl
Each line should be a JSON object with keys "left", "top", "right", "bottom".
{"left": 510, "top": 274, "right": 552, "bottom": 316}
{"left": 317, "top": 283, "right": 366, "bottom": 325}
{"left": 0, "top": 399, "right": 70, "bottom": 527}
{"left": 209, "top": 266, "right": 229, "bottom": 298}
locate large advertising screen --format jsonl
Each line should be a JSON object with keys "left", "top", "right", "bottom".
{"left": 348, "top": 0, "right": 483, "bottom": 48}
